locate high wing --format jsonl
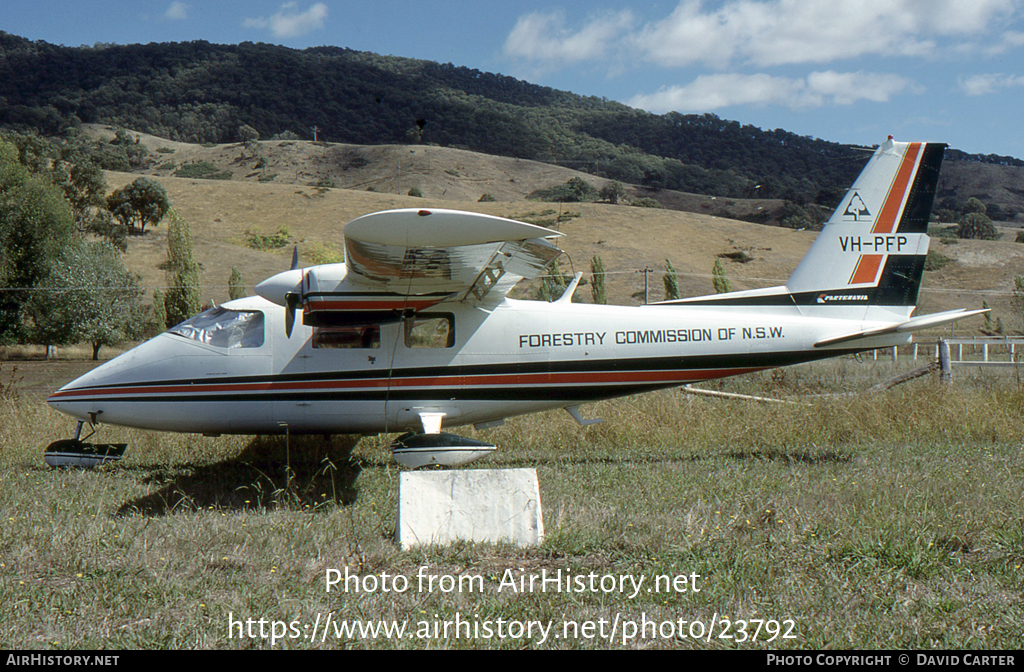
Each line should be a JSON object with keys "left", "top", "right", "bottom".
{"left": 256, "top": 208, "right": 562, "bottom": 331}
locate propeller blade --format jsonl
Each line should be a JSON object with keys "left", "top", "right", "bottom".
{"left": 284, "top": 292, "right": 300, "bottom": 337}
{"left": 290, "top": 246, "right": 299, "bottom": 271}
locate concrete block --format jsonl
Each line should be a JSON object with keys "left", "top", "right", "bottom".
{"left": 397, "top": 468, "right": 543, "bottom": 549}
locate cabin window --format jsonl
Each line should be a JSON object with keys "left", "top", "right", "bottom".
{"left": 313, "top": 326, "right": 380, "bottom": 349}
{"left": 404, "top": 313, "right": 455, "bottom": 348}
{"left": 169, "top": 307, "right": 265, "bottom": 349}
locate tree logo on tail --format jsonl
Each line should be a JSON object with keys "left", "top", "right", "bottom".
{"left": 843, "top": 192, "right": 871, "bottom": 222}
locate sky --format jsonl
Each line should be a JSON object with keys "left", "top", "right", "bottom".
{"left": 2, "top": 0, "right": 1023, "bottom": 157}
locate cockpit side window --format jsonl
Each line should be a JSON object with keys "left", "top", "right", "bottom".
{"left": 169, "top": 307, "right": 265, "bottom": 349}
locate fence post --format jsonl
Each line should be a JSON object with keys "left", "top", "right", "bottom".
{"left": 939, "top": 339, "right": 952, "bottom": 385}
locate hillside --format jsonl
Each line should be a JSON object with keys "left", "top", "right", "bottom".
{"left": 83, "top": 124, "right": 788, "bottom": 223}
{"left": 3, "top": 33, "right": 1021, "bottom": 223}
{"left": 89, "top": 130, "right": 1024, "bottom": 336}
{"left": 0, "top": 32, "right": 884, "bottom": 207}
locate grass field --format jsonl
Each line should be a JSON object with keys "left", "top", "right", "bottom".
{"left": 2, "top": 358, "right": 1023, "bottom": 649}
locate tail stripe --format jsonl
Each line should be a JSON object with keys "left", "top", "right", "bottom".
{"left": 849, "top": 254, "right": 883, "bottom": 285}
{"left": 872, "top": 142, "right": 922, "bottom": 234}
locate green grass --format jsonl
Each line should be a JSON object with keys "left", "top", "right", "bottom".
{"left": 2, "top": 361, "right": 1024, "bottom": 648}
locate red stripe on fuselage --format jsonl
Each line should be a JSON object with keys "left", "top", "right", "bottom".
{"left": 48, "top": 367, "right": 764, "bottom": 401}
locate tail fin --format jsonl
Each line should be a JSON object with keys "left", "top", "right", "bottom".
{"left": 670, "top": 138, "right": 945, "bottom": 310}
{"left": 786, "top": 138, "right": 945, "bottom": 306}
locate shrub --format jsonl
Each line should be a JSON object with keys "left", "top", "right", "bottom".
{"left": 244, "top": 227, "right": 292, "bottom": 251}
{"left": 529, "top": 177, "right": 596, "bottom": 203}
{"left": 173, "top": 161, "right": 231, "bottom": 180}
{"left": 957, "top": 213, "right": 999, "bottom": 240}
{"left": 924, "top": 250, "right": 953, "bottom": 271}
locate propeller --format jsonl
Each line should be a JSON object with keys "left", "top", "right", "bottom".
{"left": 254, "top": 245, "right": 305, "bottom": 337}
{"left": 284, "top": 291, "right": 301, "bottom": 338}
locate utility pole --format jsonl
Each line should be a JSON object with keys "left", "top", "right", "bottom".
{"left": 636, "top": 267, "right": 651, "bottom": 304}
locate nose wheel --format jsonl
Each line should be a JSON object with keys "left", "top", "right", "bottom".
{"left": 44, "top": 419, "right": 127, "bottom": 468}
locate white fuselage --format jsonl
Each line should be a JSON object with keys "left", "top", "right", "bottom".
{"left": 47, "top": 294, "right": 903, "bottom": 435}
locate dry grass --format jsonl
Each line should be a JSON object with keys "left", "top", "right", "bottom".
{"left": 2, "top": 360, "right": 1024, "bottom": 649}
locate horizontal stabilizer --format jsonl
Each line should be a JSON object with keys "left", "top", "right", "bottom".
{"left": 814, "top": 308, "right": 989, "bottom": 348}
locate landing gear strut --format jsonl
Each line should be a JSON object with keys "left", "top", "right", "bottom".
{"left": 44, "top": 420, "right": 127, "bottom": 468}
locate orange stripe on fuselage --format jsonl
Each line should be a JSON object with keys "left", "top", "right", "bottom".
{"left": 872, "top": 142, "right": 921, "bottom": 234}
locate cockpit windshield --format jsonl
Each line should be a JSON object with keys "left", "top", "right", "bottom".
{"left": 169, "top": 307, "right": 265, "bottom": 349}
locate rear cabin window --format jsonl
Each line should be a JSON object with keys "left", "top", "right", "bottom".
{"left": 404, "top": 313, "right": 455, "bottom": 348}
{"left": 312, "top": 326, "right": 381, "bottom": 349}
{"left": 169, "top": 308, "right": 265, "bottom": 349}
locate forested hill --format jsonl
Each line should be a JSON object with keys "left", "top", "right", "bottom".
{"left": 0, "top": 31, "right": 1018, "bottom": 210}
{"left": 0, "top": 31, "right": 863, "bottom": 204}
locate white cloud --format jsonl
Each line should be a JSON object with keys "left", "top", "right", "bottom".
{"left": 959, "top": 72, "right": 1024, "bottom": 95}
{"left": 633, "top": 0, "right": 1017, "bottom": 68}
{"left": 985, "top": 30, "right": 1024, "bottom": 54}
{"left": 507, "top": 0, "right": 1019, "bottom": 70}
{"left": 165, "top": 2, "right": 189, "bottom": 20}
{"left": 629, "top": 71, "right": 918, "bottom": 112}
{"left": 503, "top": 9, "right": 635, "bottom": 62}
{"left": 244, "top": 2, "right": 328, "bottom": 39}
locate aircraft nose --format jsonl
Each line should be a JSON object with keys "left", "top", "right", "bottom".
{"left": 255, "top": 269, "right": 304, "bottom": 306}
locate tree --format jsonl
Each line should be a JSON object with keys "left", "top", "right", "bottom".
{"left": 29, "top": 242, "right": 146, "bottom": 359}
{"left": 590, "top": 256, "right": 607, "bottom": 304}
{"left": 151, "top": 288, "right": 167, "bottom": 334}
{"left": 228, "top": 266, "right": 246, "bottom": 301}
{"left": 779, "top": 201, "right": 813, "bottom": 229}
{"left": 0, "top": 140, "right": 77, "bottom": 341}
{"left": 598, "top": 181, "right": 626, "bottom": 205}
{"left": 238, "top": 124, "right": 260, "bottom": 147}
{"left": 163, "top": 211, "right": 202, "bottom": 328}
{"left": 106, "top": 177, "right": 170, "bottom": 235}
{"left": 957, "top": 212, "right": 999, "bottom": 240}
{"left": 51, "top": 150, "right": 108, "bottom": 230}
{"left": 663, "top": 259, "right": 680, "bottom": 300}
{"left": 84, "top": 209, "right": 128, "bottom": 252}
{"left": 712, "top": 258, "right": 732, "bottom": 294}
{"left": 963, "top": 197, "right": 987, "bottom": 216}
{"left": 539, "top": 260, "right": 569, "bottom": 302}
{"left": 1012, "top": 276, "right": 1024, "bottom": 331}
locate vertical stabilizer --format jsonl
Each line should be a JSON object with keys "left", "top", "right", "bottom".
{"left": 786, "top": 139, "right": 946, "bottom": 306}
